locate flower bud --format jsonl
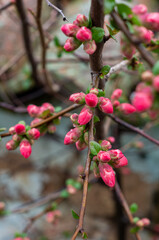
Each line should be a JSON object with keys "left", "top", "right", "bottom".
{"left": 132, "top": 4, "right": 148, "bottom": 15}
{"left": 111, "top": 89, "right": 123, "bottom": 100}
{"left": 27, "top": 104, "right": 40, "bottom": 117}
{"left": 47, "top": 124, "right": 56, "bottom": 134}
{"left": 144, "top": 13, "right": 159, "bottom": 31}
{"left": 136, "top": 218, "right": 150, "bottom": 228}
{"left": 98, "top": 97, "right": 113, "bottom": 114}
{"left": 67, "top": 185, "right": 77, "bottom": 194}
{"left": 100, "top": 140, "right": 112, "bottom": 151}
{"left": 20, "top": 139, "right": 32, "bottom": 158}
{"left": 70, "top": 113, "right": 79, "bottom": 124}
{"left": 121, "top": 36, "right": 136, "bottom": 59}
{"left": 27, "top": 128, "right": 40, "bottom": 140}
{"left": 12, "top": 134, "right": 22, "bottom": 142}
{"left": 83, "top": 40, "right": 97, "bottom": 55}
{"left": 107, "top": 136, "right": 115, "bottom": 143}
{"left": 134, "top": 26, "right": 153, "bottom": 44}
{"left": 132, "top": 92, "right": 153, "bottom": 112}
{"left": 14, "top": 124, "right": 26, "bottom": 135}
{"left": 0, "top": 202, "right": 5, "bottom": 211}
{"left": 119, "top": 103, "right": 136, "bottom": 115}
{"left": 90, "top": 88, "right": 99, "bottom": 95}
{"left": 64, "top": 37, "right": 81, "bottom": 52}
{"left": 97, "top": 151, "right": 111, "bottom": 162}
{"left": 42, "top": 102, "right": 55, "bottom": 113}
{"left": 69, "top": 92, "right": 85, "bottom": 104}
{"left": 30, "top": 118, "right": 42, "bottom": 126}
{"left": 9, "top": 126, "right": 16, "bottom": 135}
{"left": 85, "top": 93, "right": 98, "bottom": 107}
{"left": 64, "top": 128, "right": 82, "bottom": 145}
{"left": 76, "top": 27, "right": 92, "bottom": 41}
{"left": 112, "top": 156, "right": 128, "bottom": 168}
{"left": 99, "top": 163, "right": 115, "bottom": 188}
{"left": 76, "top": 140, "right": 87, "bottom": 151}
{"left": 109, "top": 149, "right": 123, "bottom": 160}
{"left": 61, "top": 23, "right": 79, "bottom": 37}
{"left": 113, "top": 100, "right": 120, "bottom": 108}
{"left": 141, "top": 70, "right": 154, "bottom": 82}
{"left": 73, "top": 14, "right": 89, "bottom": 27}
{"left": 78, "top": 106, "right": 93, "bottom": 125}
{"left": 153, "top": 76, "right": 159, "bottom": 92}
{"left": 46, "top": 211, "right": 55, "bottom": 223}
{"left": 6, "top": 139, "right": 18, "bottom": 150}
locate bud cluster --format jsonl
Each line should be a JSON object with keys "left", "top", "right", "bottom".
{"left": 92, "top": 139, "right": 128, "bottom": 188}
{"left": 61, "top": 14, "right": 97, "bottom": 55}
{"left": 46, "top": 210, "right": 61, "bottom": 224}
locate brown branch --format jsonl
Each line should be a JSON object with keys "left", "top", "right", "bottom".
{"left": 111, "top": 10, "right": 155, "bottom": 67}
{"left": 107, "top": 113, "right": 159, "bottom": 146}
{"left": 0, "top": 1, "right": 14, "bottom": 12}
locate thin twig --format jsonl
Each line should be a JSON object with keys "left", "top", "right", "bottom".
{"left": 45, "top": 0, "right": 68, "bottom": 21}
{"left": 0, "top": 1, "right": 14, "bottom": 12}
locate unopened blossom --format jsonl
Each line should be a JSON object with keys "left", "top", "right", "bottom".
{"left": 67, "top": 184, "right": 77, "bottom": 194}
{"left": 132, "top": 4, "right": 148, "bottom": 15}
{"left": 121, "top": 36, "right": 136, "bottom": 59}
{"left": 12, "top": 134, "right": 21, "bottom": 142}
{"left": 113, "top": 100, "right": 120, "bottom": 108}
{"left": 76, "top": 140, "right": 87, "bottom": 151}
{"left": 27, "top": 104, "right": 40, "bottom": 117}
{"left": 64, "top": 37, "right": 81, "bottom": 52}
{"left": 76, "top": 27, "right": 92, "bottom": 41}
{"left": 64, "top": 128, "right": 82, "bottom": 145}
{"left": 90, "top": 88, "right": 99, "bottom": 95}
{"left": 14, "top": 124, "right": 26, "bottom": 135}
{"left": 136, "top": 218, "right": 150, "bottom": 228}
{"left": 119, "top": 103, "right": 136, "bottom": 115}
{"left": 100, "top": 140, "right": 112, "bottom": 151}
{"left": 20, "top": 139, "right": 32, "bottom": 158}
{"left": 112, "top": 156, "right": 128, "bottom": 168}
{"left": 27, "top": 128, "right": 40, "bottom": 140}
{"left": 61, "top": 23, "right": 79, "bottom": 37}
{"left": 73, "top": 14, "right": 89, "bottom": 27}
{"left": 78, "top": 106, "right": 93, "bottom": 125}
{"left": 132, "top": 92, "right": 153, "bottom": 112}
{"left": 69, "top": 92, "right": 85, "bottom": 104}
{"left": 99, "top": 163, "right": 115, "bottom": 188}
{"left": 134, "top": 26, "right": 154, "bottom": 44}
{"left": 109, "top": 149, "right": 124, "bottom": 160}
{"left": 144, "top": 12, "right": 159, "bottom": 31}
{"left": 83, "top": 40, "right": 97, "bottom": 55}
{"left": 107, "top": 136, "right": 115, "bottom": 143}
{"left": 153, "top": 76, "right": 159, "bottom": 92}
{"left": 6, "top": 139, "right": 18, "bottom": 150}
{"left": 98, "top": 97, "right": 113, "bottom": 114}
{"left": 42, "top": 103, "right": 55, "bottom": 113}
{"left": 46, "top": 210, "right": 61, "bottom": 223}
{"left": 70, "top": 113, "right": 79, "bottom": 124}
{"left": 85, "top": 93, "right": 98, "bottom": 107}
{"left": 47, "top": 124, "right": 56, "bottom": 134}
{"left": 30, "top": 118, "right": 42, "bottom": 126}
{"left": 97, "top": 151, "right": 111, "bottom": 162}
{"left": 141, "top": 70, "right": 154, "bottom": 82}
{"left": 9, "top": 126, "right": 16, "bottom": 135}
{"left": 111, "top": 89, "right": 123, "bottom": 100}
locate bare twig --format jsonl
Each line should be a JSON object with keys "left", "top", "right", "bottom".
{"left": 45, "top": 0, "right": 68, "bottom": 21}
{"left": 0, "top": 1, "right": 14, "bottom": 12}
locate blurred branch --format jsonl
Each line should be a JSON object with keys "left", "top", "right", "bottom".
{"left": 0, "top": 102, "right": 27, "bottom": 113}
{"left": 45, "top": 0, "right": 68, "bottom": 21}
{"left": 0, "top": 1, "right": 14, "bottom": 12}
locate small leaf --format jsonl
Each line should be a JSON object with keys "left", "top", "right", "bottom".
{"left": 54, "top": 36, "right": 61, "bottom": 47}
{"left": 133, "top": 217, "right": 140, "bottom": 223}
{"left": 88, "top": 13, "right": 92, "bottom": 28}
{"left": 90, "top": 141, "right": 102, "bottom": 155}
{"left": 104, "top": 0, "right": 116, "bottom": 14}
{"left": 25, "top": 125, "right": 31, "bottom": 131}
{"left": 51, "top": 202, "right": 58, "bottom": 211}
{"left": 54, "top": 106, "right": 62, "bottom": 112}
{"left": 94, "top": 115, "right": 100, "bottom": 123}
{"left": 71, "top": 210, "right": 79, "bottom": 219}
{"left": 126, "top": 21, "right": 134, "bottom": 34}
{"left": 131, "top": 15, "right": 141, "bottom": 26}
{"left": 98, "top": 89, "right": 105, "bottom": 97}
{"left": 66, "top": 178, "right": 74, "bottom": 186}
{"left": 60, "top": 189, "right": 69, "bottom": 198}
{"left": 117, "top": 3, "right": 132, "bottom": 19}
{"left": 152, "top": 61, "right": 159, "bottom": 75}
{"left": 82, "top": 232, "right": 88, "bottom": 239}
{"left": 0, "top": 128, "right": 6, "bottom": 132}
{"left": 106, "top": 24, "right": 119, "bottom": 36}
{"left": 130, "top": 226, "right": 140, "bottom": 234}
{"left": 91, "top": 27, "right": 105, "bottom": 43}
{"left": 73, "top": 181, "right": 82, "bottom": 190}
{"left": 101, "top": 65, "right": 111, "bottom": 75}
{"left": 18, "top": 121, "right": 26, "bottom": 126}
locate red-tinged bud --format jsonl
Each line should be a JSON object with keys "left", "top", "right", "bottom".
{"left": 97, "top": 150, "right": 111, "bottom": 162}
{"left": 69, "top": 92, "right": 85, "bottom": 104}
{"left": 77, "top": 165, "right": 84, "bottom": 175}
{"left": 83, "top": 40, "right": 97, "bottom": 55}
{"left": 84, "top": 131, "right": 89, "bottom": 144}
{"left": 47, "top": 124, "right": 56, "bottom": 134}
{"left": 76, "top": 27, "right": 92, "bottom": 41}
{"left": 99, "top": 163, "right": 115, "bottom": 188}
{"left": 107, "top": 136, "right": 115, "bottom": 143}
{"left": 148, "top": 110, "right": 158, "bottom": 120}
{"left": 78, "top": 106, "right": 93, "bottom": 125}
{"left": 70, "top": 113, "right": 79, "bottom": 124}
{"left": 111, "top": 89, "right": 123, "bottom": 100}
{"left": 134, "top": 141, "right": 144, "bottom": 149}
{"left": 12, "top": 134, "right": 22, "bottom": 142}
{"left": 132, "top": 4, "right": 148, "bottom": 15}
{"left": 109, "top": 149, "right": 123, "bottom": 160}
{"left": 98, "top": 97, "right": 113, "bottom": 114}
{"left": 113, "top": 100, "right": 120, "bottom": 108}
{"left": 121, "top": 35, "right": 136, "bottom": 59}
{"left": 0, "top": 202, "right": 5, "bottom": 211}
{"left": 153, "top": 76, "right": 159, "bottom": 91}
{"left": 100, "top": 140, "right": 112, "bottom": 151}
{"left": 134, "top": 26, "right": 154, "bottom": 44}
{"left": 113, "top": 156, "right": 128, "bottom": 168}
{"left": 136, "top": 218, "right": 150, "bottom": 228}
{"left": 6, "top": 139, "right": 18, "bottom": 150}
{"left": 145, "top": 13, "right": 159, "bottom": 31}
{"left": 61, "top": 24, "right": 79, "bottom": 37}
{"left": 85, "top": 93, "right": 98, "bottom": 107}
{"left": 67, "top": 185, "right": 77, "bottom": 194}
{"left": 9, "top": 126, "right": 16, "bottom": 135}
{"left": 64, "top": 128, "right": 82, "bottom": 145}
{"left": 42, "top": 102, "right": 55, "bottom": 113}
{"left": 20, "top": 139, "right": 32, "bottom": 158}
{"left": 73, "top": 14, "right": 89, "bottom": 27}
{"left": 27, "top": 128, "right": 40, "bottom": 140}
{"left": 141, "top": 70, "right": 154, "bottom": 82}
{"left": 30, "top": 118, "right": 42, "bottom": 126}
{"left": 46, "top": 210, "right": 61, "bottom": 223}
{"left": 76, "top": 140, "right": 87, "bottom": 151}
{"left": 90, "top": 88, "right": 99, "bottom": 95}
{"left": 119, "top": 103, "right": 136, "bottom": 115}
{"left": 64, "top": 37, "right": 81, "bottom": 52}
{"left": 27, "top": 104, "right": 40, "bottom": 117}
{"left": 132, "top": 92, "right": 153, "bottom": 112}
{"left": 14, "top": 124, "right": 26, "bottom": 135}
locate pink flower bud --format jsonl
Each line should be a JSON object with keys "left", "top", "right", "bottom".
{"left": 90, "top": 88, "right": 99, "bottom": 95}
{"left": 134, "top": 26, "right": 154, "bottom": 44}
{"left": 67, "top": 185, "right": 77, "bottom": 194}
{"left": 9, "top": 126, "right": 16, "bottom": 135}
{"left": 98, "top": 97, "right": 113, "bottom": 114}
{"left": 141, "top": 70, "right": 154, "bottom": 82}
{"left": 64, "top": 128, "right": 82, "bottom": 145}
{"left": 61, "top": 23, "right": 79, "bottom": 37}
{"left": 121, "top": 36, "right": 136, "bottom": 59}
{"left": 132, "top": 4, "right": 148, "bottom": 15}
{"left": 113, "top": 100, "right": 120, "bottom": 108}
{"left": 145, "top": 13, "right": 159, "bottom": 31}
{"left": 76, "top": 140, "right": 87, "bottom": 151}
{"left": 153, "top": 76, "right": 159, "bottom": 91}
{"left": 78, "top": 106, "right": 93, "bottom": 125}
{"left": 64, "top": 37, "right": 81, "bottom": 52}
{"left": 12, "top": 134, "right": 22, "bottom": 142}
{"left": 70, "top": 113, "right": 79, "bottom": 124}
{"left": 27, "top": 128, "right": 40, "bottom": 140}
{"left": 109, "top": 149, "right": 123, "bottom": 160}
{"left": 42, "top": 102, "right": 55, "bottom": 113}
{"left": 30, "top": 118, "right": 42, "bottom": 126}
{"left": 136, "top": 218, "right": 150, "bottom": 228}
{"left": 97, "top": 151, "right": 111, "bottom": 162}
{"left": 46, "top": 211, "right": 55, "bottom": 223}
{"left": 47, "top": 124, "right": 56, "bottom": 134}
{"left": 111, "top": 89, "right": 123, "bottom": 100}
{"left": 69, "top": 92, "right": 85, "bottom": 104}
{"left": 0, "top": 202, "right": 5, "bottom": 211}
{"left": 73, "top": 14, "right": 89, "bottom": 27}
{"left": 132, "top": 92, "right": 153, "bottom": 112}
{"left": 27, "top": 104, "right": 40, "bottom": 117}
{"left": 77, "top": 165, "right": 84, "bottom": 174}
{"left": 83, "top": 40, "right": 97, "bottom": 55}
{"left": 6, "top": 139, "right": 18, "bottom": 150}
{"left": 14, "top": 124, "right": 26, "bottom": 135}
{"left": 85, "top": 93, "right": 98, "bottom": 107}
{"left": 107, "top": 136, "right": 115, "bottom": 143}
{"left": 99, "top": 163, "right": 115, "bottom": 188}
{"left": 100, "top": 140, "right": 112, "bottom": 151}
{"left": 76, "top": 27, "right": 92, "bottom": 41}
{"left": 113, "top": 156, "right": 128, "bottom": 168}
{"left": 119, "top": 103, "right": 136, "bottom": 115}
{"left": 20, "top": 139, "right": 32, "bottom": 158}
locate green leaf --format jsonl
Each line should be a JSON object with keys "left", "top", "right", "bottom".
{"left": 106, "top": 24, "right": 119, "bottom": 36}
{"left": 73, "top": 181, "right": 82, "bottom": 190}
{"left": 130, "top": 226, "right": 140, "bottom": 234}
{"left": 101, "top": 65, "right": 111, "bottom": 75}
{"left": 90, "top": 141, "right": 102, "bottom": 155}
{"left": 82, "top": 232, "right": 88, "bottom": 239}
{"left": 53, "top": 118, "right": 60, "bottom": 125}
{"left": 66, "top": 178, "right": 74, "bottom": 186}
{"left": 54, "top": 106, "right": 62, "bottom": 112}
{"left": 71, "top": 210, "right": 79, "bottom": 219}
{"left": 0, "top": 128, "right": 6, "bottom": 132}
{"left": 152, "top": 61, "right": 159, "bottom": 75}
{"left": 97, "top": 89, "right": 105, "bottom": 97}
{"left": 18, "top": 121, "right": 26, "bottom": 126}
{"left": 51, "top": 202, "right": 58, "bottom": 210}
{"left": 133, "top": 217, "right": 140, "bottom": 223}
{"left": 91, "top": 27, "right": 105, "bottom": 43}
{"left": 117, "top": 3, "right": 132, "bottom": 19}
{"left": 93, "top": 115, "right": 100, "bottom": 123}
{"left": 126, "top": 21, "right": 134, "bottom": 34}
{"left": 60, "top": 189, "right": 69, "bottom": 198}
{"left": 54, "top": 36, "right": 61, "bottom": 47}
{"left": 88, "top": 13, "right": 92, "bottom": 28}
{"left": 131, "top": 15, "right": 141, "bottom": 26}
{"left": 25, "top": 125, "right": 31, "bottom": 131}
{"left": 104, "top": 0, "right": 116, "bottom": 14}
